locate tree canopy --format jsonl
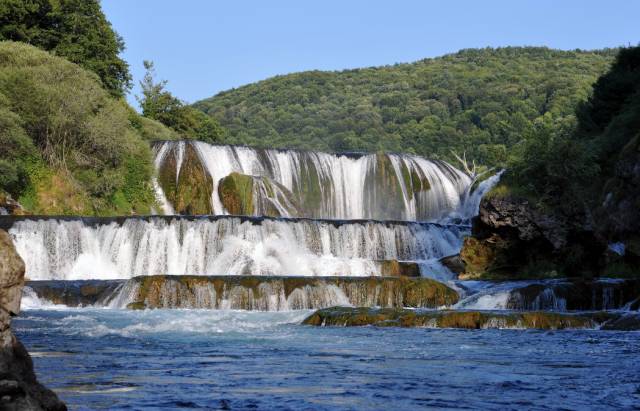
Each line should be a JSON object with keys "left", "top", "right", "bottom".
{"left": 195, "top": 47, "right": 616, "bottom": 167}
{"left": 0, "top": 41, "right": 160, "bottom": 215}
{"left": 138, "top": 60, "right": 223, "bottom": 143}
{"left": 0, "top": 0, "right": 131, "bottom": 97}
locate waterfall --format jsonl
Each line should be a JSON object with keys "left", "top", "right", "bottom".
{"left": 8, "top": 216, "right": 465, "bottom": 281}
{"left": 153, "top": 141, "right": 473, "bottom": 221}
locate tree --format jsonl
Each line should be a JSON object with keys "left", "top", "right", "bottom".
{"left": 0, "top": 0, "right": 131, "bottom": 97}
{"left": 138, "top": 60, "right": 223, "bottom": 143}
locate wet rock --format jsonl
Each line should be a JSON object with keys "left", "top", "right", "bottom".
{"left": 378, "top": 260, "right": 421, "bottom": 277}
{"left": 439, "top": 254, "right": 465, "bottom": 276}
{"left": 504, "top": 279, "right": 640, "bottom": 311}
{"left": 122, "top": 275, "right": 459, "bottom": 310}
{"left": 0, "top": 230, "right": 66, "bottom": 411}
{"left": 157, "top": 142, "right": 214, "bottom": 215}
{"left": 302, "top": 307, "right": 604, "bottom": 330}
{"left": 218, "top": 172, "right": 302, "bottom": 217}
{"left": 26, "top": 280, "right": 123, "bottom": 307}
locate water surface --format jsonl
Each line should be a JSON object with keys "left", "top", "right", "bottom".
{"left": 15, "top": 308, "right": 640, "bottom": 410}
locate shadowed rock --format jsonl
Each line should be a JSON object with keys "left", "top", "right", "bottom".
{"left": 0, "top": 230, "right": 66, "bottom": 411}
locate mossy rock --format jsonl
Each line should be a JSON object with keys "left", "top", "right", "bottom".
{"left": 378, "top": 260, "right": 421, "bottom": 277}
{"left": 218, "top": 172, "right": 255, "bottom": 215}
{"left": 157, "top": 143, "right": 214, "bottom": 215}
{"left": 303, "top": 307, "right": 607, "bottom": 330}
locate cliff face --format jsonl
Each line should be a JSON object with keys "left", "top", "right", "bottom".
{"left": 0, "top": 230, "right": 66, "bottom": 411}
{"left": 459, "top": 195, "right": 604, "bottom": 279}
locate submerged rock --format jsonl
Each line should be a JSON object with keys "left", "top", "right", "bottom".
{"left": 26, "top": 280, "right": 123, "bottom": 307}
{"left": 0, "top": 230, "right": 66, "bottom": 411}
{"left": 119, "top": 275, "right": 459, "bottom": 310}
{"left": 302, "top": 306, "right": 635, "bottom": 330}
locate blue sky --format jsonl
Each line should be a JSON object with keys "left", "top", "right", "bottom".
{"left": 102, "top": 0, "right": 640, "bottom": 108}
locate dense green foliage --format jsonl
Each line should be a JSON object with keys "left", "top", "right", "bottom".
{"left": 196, "top": 47, "right": 615, "bottom": 165}
{"left": 138, "top": 60, "right": 223, "bottom": 143}
{"left": 0, "top": 0, "right": 131, "bottom": 97}
{"left": 0, "top": 41, "right": 157, "bottom": 215}
{"left": 506, "top": 46, "right": 640, "bottom": 210}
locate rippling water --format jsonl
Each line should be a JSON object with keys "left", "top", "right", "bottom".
{"left": 14, "top": 309, "right": 640, "bottom": 410}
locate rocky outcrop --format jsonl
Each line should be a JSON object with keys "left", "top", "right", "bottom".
{"left": 0, "top": 230, "right": 66, "bottom": 411}
{"left": 0, "top": 192, "right": 26, "bottom": 216}
{"left": 459, "top": 195, "right": 604, "bottom": 279}
{"left": 218, "top": 172, "right": 302, "bottom": 217}
{"left": 157, "top": 142, "right": 214, "bottom": 215}
{"left": 119, "top": 275, "right": 459, "bottom": 310}
{"left": 302, "top": 306, "right": 637, "bottom": 330}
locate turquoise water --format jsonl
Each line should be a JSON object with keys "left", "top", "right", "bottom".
{"left": 15, "top": 308, "right": 640, "bottom": 410}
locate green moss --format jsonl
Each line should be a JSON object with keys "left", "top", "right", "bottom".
{"left": 218, "top": 172, "right": 255, "bottom": 215}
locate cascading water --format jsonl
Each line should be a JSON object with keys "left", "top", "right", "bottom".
{"left": 8, "top": 216, "right": 465, "bottom": 281}
{"left": 153, "top": 141, "right": 473, "bottom": 221}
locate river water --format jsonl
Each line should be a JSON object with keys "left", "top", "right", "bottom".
{"left": 15, "top": 308, "right": 640, "bottom": 410}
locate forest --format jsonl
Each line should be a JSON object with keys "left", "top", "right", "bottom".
{"left": 196, "top": 47, "right": 616, "bottom": 166}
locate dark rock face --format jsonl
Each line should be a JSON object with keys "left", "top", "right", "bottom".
{"left": 505, "top": 279, "right": 640, "bottom": 311}
{"left": 0, "top": 230, "right": 66, "bottom": 411}
{"left": 460, "top": 195, "right": 604, "bottom": 279}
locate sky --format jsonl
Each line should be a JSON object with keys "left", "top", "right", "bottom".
{"left": 102, "top": 0, "right": 640, "bottom": 108}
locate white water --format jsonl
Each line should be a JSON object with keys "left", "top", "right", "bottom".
{"left": 154, "top": 141, "right": 473, "bottom": 221}
{"left": 10, "top": 217, "right": 464, "bottom": 280}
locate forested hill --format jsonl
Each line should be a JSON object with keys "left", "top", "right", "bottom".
{"left": 195, "top": 47, "right": 616, "bottom": 166}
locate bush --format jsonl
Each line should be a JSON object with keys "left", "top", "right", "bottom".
{"left": 0, "top": 41, "right": 157, "bottom": 215}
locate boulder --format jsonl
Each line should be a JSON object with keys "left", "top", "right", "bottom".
{"left": 0, "top": 230, "right": 66, "bottom": 411}
{"left": 218, "top": 172, "right": 302, "bottom": 217}
{"left": 157, "top": 142, "right": 214, "bottom": 215}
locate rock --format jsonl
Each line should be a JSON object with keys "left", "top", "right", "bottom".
{"left": 157, "top": 142, "right": 214, "bottom": 215}
{"left": 218, "top": 172, "right": 302, "bottom": 217}
{"left": 0, "top": 231, "right": 25, "bottom": 315}
{"left": 459, "top": 194, "right": 604, "bottom": 279}
{"left": 600, "top": 313, "right": 640, "bottom": 331}
{"left": 302, "top": 307, "right": 607, "bottom": 330}
{"left": 377, "top": 260, "right": 421, "bottom": 277}
{"left": 122, "top": 275, "right": 459, "bottom": 310}
{"left": 439, "top": 254, "right": 465, "bottom": 276}
{"left": 0, "top": 192, "right": 26, "bottom": 216}
{"left": 0, "top": 229, "right": 66, "bottom": 411}
{"left": 26, "top": 280, "right": 123, "bottom": 307}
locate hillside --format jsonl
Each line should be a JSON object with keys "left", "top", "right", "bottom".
{"left": 195, "top": 47, "right": 616, "bottom": 166}
{"left": 0, "top": 41, "right": 175, "bottom": 215}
